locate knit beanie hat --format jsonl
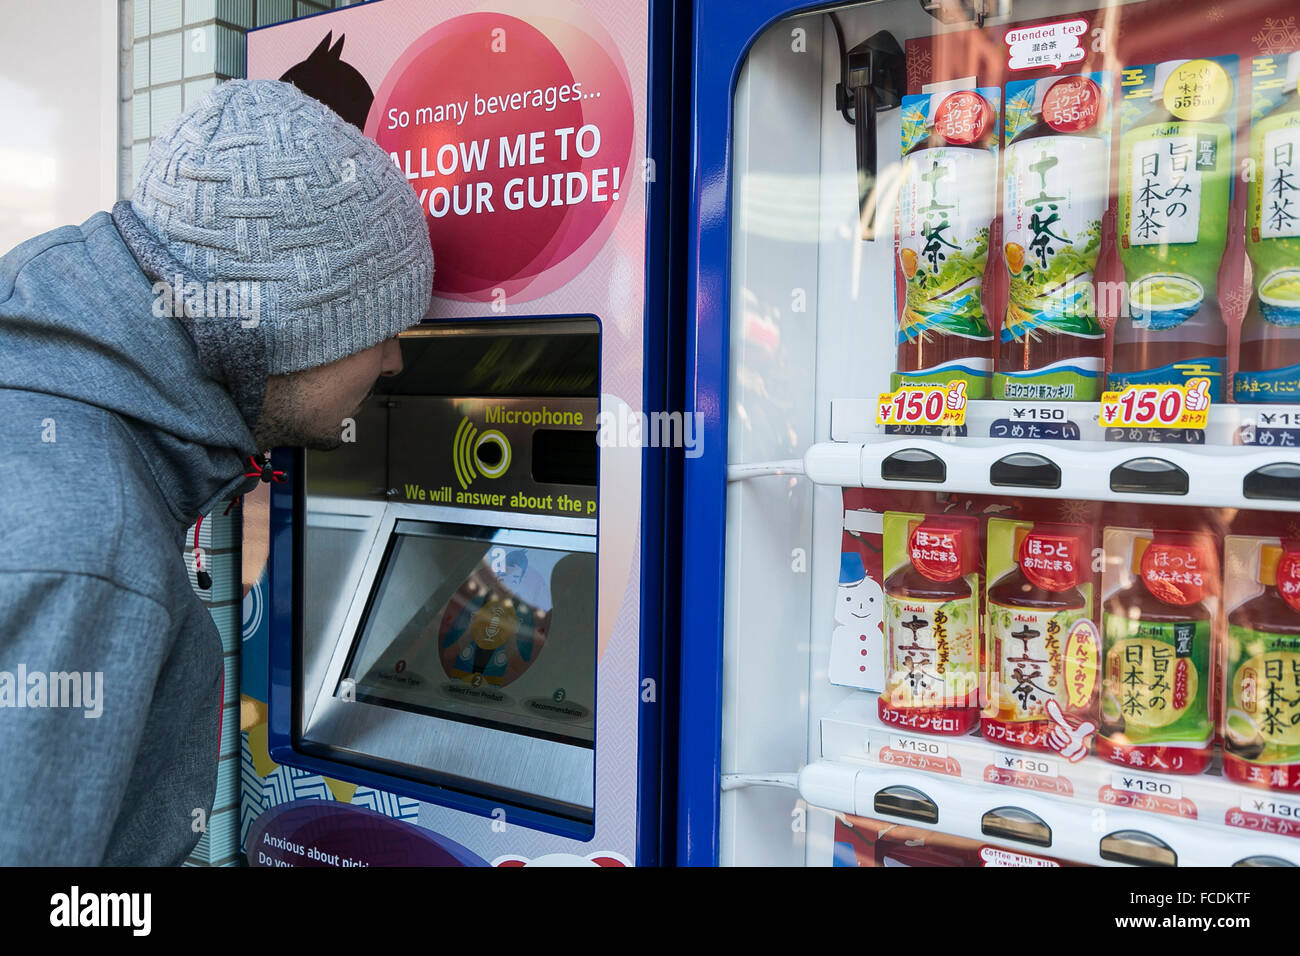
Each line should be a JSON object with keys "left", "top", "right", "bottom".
{"left": 113, "top": 79, "right": 434, "bottom": 431}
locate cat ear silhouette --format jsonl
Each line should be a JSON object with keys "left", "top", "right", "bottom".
{"left": 280, "top": 31, "right": 374, "bottom": 131}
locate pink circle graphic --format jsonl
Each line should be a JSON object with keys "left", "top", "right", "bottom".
{"left": 366, "top": 12, "right": 634, "bottom": 302}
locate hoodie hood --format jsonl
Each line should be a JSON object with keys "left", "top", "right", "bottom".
{"left": 0, "top": 211, "right": 260, "bottom": 524}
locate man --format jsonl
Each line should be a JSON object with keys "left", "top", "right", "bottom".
{"left": 0, "top": 80, "right": 433, "bottom": 864}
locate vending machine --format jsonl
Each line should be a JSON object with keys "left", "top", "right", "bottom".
{"left": 239, "top": 0, "right": 686, "bottom": 867}
{"left": 679, "top": 0, "right": 1300, "bottom": 866}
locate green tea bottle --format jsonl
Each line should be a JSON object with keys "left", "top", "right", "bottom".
{"left": 1099, "top": 533, "right": 1214, "bottom": 774}
{"left": 1223, "top": 544, "right": 1300, "bottom": 789}
{"left": 896, "top": 89, "right": 998, "bottom": 398}
{"left": 1112, "top": 58, "right": 1233, "bottom": 401}
{"left": 997, "top": 75, "right": 1108, "bottom": 401}
{"left": 1237, "top": 52, "right": 1300, "bottom": 402}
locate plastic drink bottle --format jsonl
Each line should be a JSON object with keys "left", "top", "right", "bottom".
{"left": 896, "top": 89, "right": 999, "bottom": 398}
{"left": 1112, "top": 58, "right": 1233, "bottom": 401}
{"left": 1223, "top": 543, "right": 1300, "bottom": 789}
{"left": 881, "top": 516, "right": 981, "bottom": 735}
{"left": 1099, "top": 533, "right": 1215, "bottom": 774}
{"left": 985, "top": 525, "right": 1092, "bottom": 752}
{"left": 1237, "top": 52, "right": 1300, "bottom": 402}
{"left": 997, "top": 75, "right": 1108, "bottom": 400}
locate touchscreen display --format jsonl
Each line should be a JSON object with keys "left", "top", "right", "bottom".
{"left": 340, "top": 521, "right": 596, "bottom": 746}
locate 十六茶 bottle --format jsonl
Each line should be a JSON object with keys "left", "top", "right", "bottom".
{"left": 984, "top": 522, "right": 1098, "bottom": 754}
{"left": 895, "top": 88, "right": 1000, "bottom": 399}
{"left": 881, "top": 514, "right": 981, "bottom": 735}
{"left": 996, "top": 74, "right": 1109, "bottom": 402}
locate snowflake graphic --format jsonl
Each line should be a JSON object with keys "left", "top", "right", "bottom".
{"left": 1252, "top": 17, "right": 1300, "bottom": 55}
{"left": 1208, "top": 5, "right": 1223, "bottom": 22}
{"left": 1290, "top": 520, "right": 1300, "bottom": 538}
{"left": 1058, "top": 499, "right": 1096, "bottom": 524}
{"left": 1222, "top": 286, "right": 1250, "bottom": 323}
{"left": 907, "top": 48, "right": 933, "bottom": 90}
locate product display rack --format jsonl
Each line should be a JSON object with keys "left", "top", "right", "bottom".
{"left": 725, "top": 436, "right": 1300, "bottom": 866}
{"left": 811, "top": 692, "right": 1300, "bottom": 867}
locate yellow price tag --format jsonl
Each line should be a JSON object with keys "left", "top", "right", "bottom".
{"left": 876, "top": 382, "right": 968, "bottom": 427}
{"left": 1099, "top": 379, "right": 1212, "bottom": 429}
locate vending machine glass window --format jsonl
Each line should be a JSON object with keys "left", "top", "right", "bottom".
{"left": 682, "top": 0, "right": 1300, "bottom": 867}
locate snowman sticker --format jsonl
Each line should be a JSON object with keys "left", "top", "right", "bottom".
{"left": 828, "top": 552, "right": 886, "bottom": 690}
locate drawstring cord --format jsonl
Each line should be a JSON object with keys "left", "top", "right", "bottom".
{"left": 194, "top": 454, "right": 286, "bottom": 590}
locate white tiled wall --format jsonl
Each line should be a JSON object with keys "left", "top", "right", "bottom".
{"left": 130, "top": 0, "right": 367, "bottom": 184}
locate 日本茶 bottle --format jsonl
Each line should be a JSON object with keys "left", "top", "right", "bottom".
{"left": 996, "top": 74, "right": 1109, "bottom": 401}
{"left": 1236, "top": 51, "right": 1300, "bottom": 402}
{"left": 881, "top": 514, "right": 981, "bottom": 735}
{"left": 1112, "top": 58, "right": 1235, "bottom": 401}
{"left": 1223, "top": 542, "right": 1300, "bottom": 789}
{"left": 1099, "top": 532, "right": 1215, "bottom": 774}
{"left": 895, "top": 87, "right": 1000, "bottom": 399}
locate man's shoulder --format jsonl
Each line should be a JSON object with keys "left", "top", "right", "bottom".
{"left": 0, "top": 213, "right": 116, "bottom": 303}
{"left": 0, "top": 390, "right": 181, "bottom": 594}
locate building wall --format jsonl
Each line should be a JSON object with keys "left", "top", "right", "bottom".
{"left": 0, "top": 0, "right": 118, "bottom": 251}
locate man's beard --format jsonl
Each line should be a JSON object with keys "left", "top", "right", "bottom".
{"left": 253, "top": 378, "right": 356, "bottom": 451}
{"left": 254, "top": 406, "right": 345, "bottom": 450}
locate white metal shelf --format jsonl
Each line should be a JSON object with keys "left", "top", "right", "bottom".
{"left": 801, "top": 434, "right": 1300, "bottom": 510}
{"left": 806, "top": 694, "right": 1300, "bottom": 867}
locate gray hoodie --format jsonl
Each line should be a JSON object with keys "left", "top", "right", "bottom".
{"left": 0, "top": 211, "right": 259, "bottom": 864}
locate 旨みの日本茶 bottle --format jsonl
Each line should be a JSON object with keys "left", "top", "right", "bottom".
{"left": 1236, "top": 51, "right": 1300, "bottom": 402}
{"left": 1112, "top": 58, "right": 1234, "bottom": 401}
{"left": 1223, "top": 543, "right": 1300, "bottom": 789}
{"left": 1099, "top": 533, "right": 1215, "bottom": 774}
{"left": 881, "top": 515, "right": 981, "bottom": 735}
{"left": 996, "top": 74, "right": 1109, "bottom": 401}
{"left": 895, "top": 88, "right": 1000, "bottom": 399}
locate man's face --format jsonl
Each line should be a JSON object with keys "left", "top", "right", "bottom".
{"left": 254, "top": 337, "right": 403, "bottom": 450}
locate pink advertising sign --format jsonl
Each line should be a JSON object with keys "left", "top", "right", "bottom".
{"left": 367, "top": 11, "right": 635, "bottom": 301}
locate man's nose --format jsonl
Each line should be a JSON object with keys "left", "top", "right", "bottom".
{"left": 380, "top": 337, "right": 404, "bottom": 377}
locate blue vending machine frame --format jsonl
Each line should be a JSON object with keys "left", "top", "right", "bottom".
{"left": 678, "top": 0, "right": 826, "bottom": 867}
{"left": 259, "top": 0, "right": 694, "bottom": 865}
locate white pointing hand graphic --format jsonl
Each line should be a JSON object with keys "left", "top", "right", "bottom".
{"left": 1045, "top": 698, "right": 1095, "bottom": 763}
